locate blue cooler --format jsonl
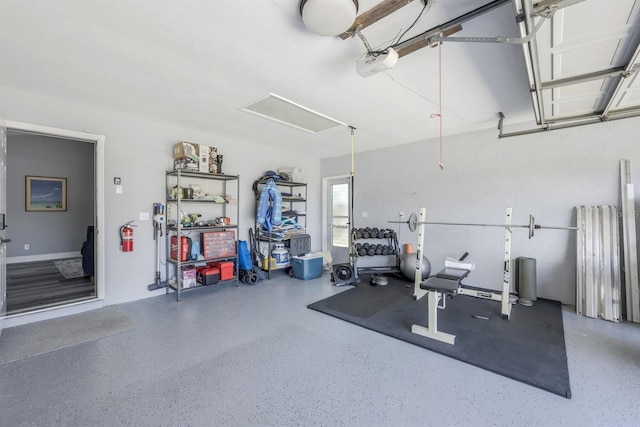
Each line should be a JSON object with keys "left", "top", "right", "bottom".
{"left": 291, "top": 253, "right": 323, "bottom": 280}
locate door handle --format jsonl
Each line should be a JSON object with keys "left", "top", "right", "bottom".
{"left": 0, "top": 238, "right": 11, "bottom": 244}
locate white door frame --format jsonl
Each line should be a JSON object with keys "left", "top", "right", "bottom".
{"left": 321, "top": 174, "right": 351, "bottom": 254}
{"left": 3, "top": 120, "right": 106, "bottom": 325}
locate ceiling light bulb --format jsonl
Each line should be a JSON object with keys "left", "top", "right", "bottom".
{"left": 300, "top": 0, "right": 359, "bottom": 37}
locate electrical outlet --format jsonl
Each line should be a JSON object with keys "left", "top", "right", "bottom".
{"left": 139, "top": 212, "right": 150, "bottom": 221}
{"left": 362, "top": 211, "right": 368, "bottom": 218}
{"left": 24, "top": 244, "right": 30, "bottom": 250}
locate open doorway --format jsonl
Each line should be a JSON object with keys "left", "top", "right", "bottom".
{"left": 4, "top": 125, "right": 103, "bottom": 316}
{"left": 324, "top": 175, "right": 352, "bottom": 264}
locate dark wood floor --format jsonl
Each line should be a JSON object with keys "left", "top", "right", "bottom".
{"left": 6, "top": 259, "right": 95, "bottom": 315}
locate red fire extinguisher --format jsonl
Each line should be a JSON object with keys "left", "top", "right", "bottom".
{"left": 120, "top": 221, "right": 136, "bottom": 252}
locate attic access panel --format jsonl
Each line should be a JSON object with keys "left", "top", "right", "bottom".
{"left": 534, "top": 0, "right": 640, "bottom": 123}
{"left": 240, "top": 93, "right": 347, "bottom": 134}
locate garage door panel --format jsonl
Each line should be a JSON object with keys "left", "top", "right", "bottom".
{"left": 550, "top": 39, "right": 624, "bottom": 80}
{"left": 556, "top": 0, "right": 637, "bottom": 42}
{"left": 550, "top": 96, "right": 604, "bottom": 117}
{"left": 532, "top": 0, "right": 640, "bottom": 122}
{"left": 609, "top": 71, "right": 640, "bottom": 109}
{"left": 554, "top": 79, "right": 606, "bottom": 99}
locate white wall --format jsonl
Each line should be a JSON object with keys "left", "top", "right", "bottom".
{"left": 322, "top": 118, "right": 640, "bottom": 305}
{"left": 1, "top": 87, "right": 321, "bottom": 306}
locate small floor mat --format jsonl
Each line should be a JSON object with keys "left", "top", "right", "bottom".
{"left": 0, "top": 306, "right": 134, "bottom": 366}
{"left": 308, "top": 277, "right": 571, "bottom": 398}
{"left": 54, "top": 257, "right": 85, "bottom": 279}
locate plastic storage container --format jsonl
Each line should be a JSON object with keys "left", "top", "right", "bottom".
{"left": 289, "top": 234, "right": 311, "bottom": 256}
{"left": 208, "top": 261, "right": 234, "bottom": 281}
{"left": 291, "top": 253, "right": 323, "bottom": 280}
{"left": 196, "top": 266, "right": 220, "bottom": 285}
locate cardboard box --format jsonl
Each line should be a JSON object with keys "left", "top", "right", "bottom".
{"left": 291, "top": 253, "right": 323, "bottom": 280}
{"left": 170, "top": 236, "right": 191, "bottom": 261}
{"left": 173, "top": 158, "right": 199, "bottom": 172}
{"left": 197, "top": 145, "right": 218, "bottom": 173}
{"left": 278, "top": 167, "right": 305, "bottom": 183}
{"left": 174, "top": 142, "right": 218, "bottom": 173}
{"left": 180, "top": 265, "right": 197, "bottom": 289}
{"left": 174, "top": 141, "right": 199, "bottom": 161}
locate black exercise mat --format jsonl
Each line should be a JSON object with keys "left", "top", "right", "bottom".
{"left": 308, "top": 277, "right": 571, "bottom": 398}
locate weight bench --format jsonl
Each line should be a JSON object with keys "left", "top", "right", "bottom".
{"left": 410, "top": 267, "right": 471, "bottom": 345}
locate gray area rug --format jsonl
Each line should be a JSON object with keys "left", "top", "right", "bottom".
{"left": 0, "top": 306, "right": 134, "bottom": 366}
{"left": 54, "top": 257, "right": 84, "bottom": 279}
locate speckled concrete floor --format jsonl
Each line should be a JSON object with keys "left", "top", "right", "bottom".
{"left": 1, "top": 271, "right": 639, "bottom": 426}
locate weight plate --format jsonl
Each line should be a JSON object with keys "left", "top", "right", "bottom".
{"left": 408, "top": 213, "right": 418, "bottom": 232}
{"left": 529, "top": 215, "right": 535, "bottom": 239}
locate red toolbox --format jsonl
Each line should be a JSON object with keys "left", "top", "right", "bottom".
{"left": 208, "top": 261, "right": 234, "bottom": 281}
{"left": 170, "top": 236, "right": 191, "bottom": 261}
{"left": 196, "top": 266, "right": 220, "bottom": 286}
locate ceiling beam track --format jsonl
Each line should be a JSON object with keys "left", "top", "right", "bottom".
{"left": 430, "top": 12, "right": 547, "bottom": 44}
{"left": 393, "top": 0, "right": 511, "bottom": 57}
{"left": 498, "top": 107, "right": 640, "bottom": 138}
{"left": 540, "top": 66, "right": 633, "bottom": 90}
{"left": 339, "top": 0, "right": 417, "bottom": 40}
{"left": 520, "top": 0, "right": 545, "bottom": 126}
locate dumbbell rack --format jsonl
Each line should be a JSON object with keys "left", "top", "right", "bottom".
{"left": 351, "top": 227, "right": 401, "bottom": 276}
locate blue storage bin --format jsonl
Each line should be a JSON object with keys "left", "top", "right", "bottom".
{"left": 291, "top": 253, "right": 323, "bottom": 280}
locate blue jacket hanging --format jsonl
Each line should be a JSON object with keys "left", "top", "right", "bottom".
{"left": 256, "top": 178, "right": 282, "bottom": 231}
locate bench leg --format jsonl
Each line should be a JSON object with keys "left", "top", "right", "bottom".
{"left": 411, "top": 290, "right": 456, "bottom": 345}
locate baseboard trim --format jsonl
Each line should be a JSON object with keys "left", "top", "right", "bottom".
{"left": 7, "top": 251, "right": 82, "bottom": 265}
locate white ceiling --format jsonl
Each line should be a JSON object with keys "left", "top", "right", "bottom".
{"left": 1, "top": 0, "right": 638, "bottom": 158}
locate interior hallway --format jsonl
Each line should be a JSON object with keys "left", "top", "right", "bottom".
{"left": 1, "top": 272, "right": 639, "bottom": 426}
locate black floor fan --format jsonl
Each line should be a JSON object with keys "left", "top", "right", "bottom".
{"left": 332, "top": 263, "right": 356, "bottom": 287}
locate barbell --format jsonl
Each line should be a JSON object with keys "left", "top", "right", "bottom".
{"left": 389, "top": 212, "right": 578, "bottom": 238}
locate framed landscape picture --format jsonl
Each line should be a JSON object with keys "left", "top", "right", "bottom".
{"left": 25, "top": 176, "right": 67, "bottom": 212}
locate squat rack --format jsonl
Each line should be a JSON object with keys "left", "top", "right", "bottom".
{"left": 389, "top": 207, "right": 578, "bottom": 318}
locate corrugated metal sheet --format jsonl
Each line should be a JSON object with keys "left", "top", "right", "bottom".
{"left": 620, "top": 160, "right": 640, "bottom": 322}
{"left": 576, "top": 206, "right": 621, "bottom": 322}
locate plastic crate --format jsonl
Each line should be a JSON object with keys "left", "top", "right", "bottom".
{"left": 289, "top": 233, "right": 311, "bottom": 256}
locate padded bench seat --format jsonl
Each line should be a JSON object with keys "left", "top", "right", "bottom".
{"left": 419, "top": 267, "right": 471, "bottom": 295}
{"left": 436, "top": 268, "right": 471, "bottom": 281}
{"left": 420, "top": 277, "right": 460, "bottom": 293}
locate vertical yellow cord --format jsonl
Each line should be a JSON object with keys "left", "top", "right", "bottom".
{"left": 349, "top": 126, "right": 356, "bottom": 264}
{"left": 350, "top": 126, "right": 355, "bottom": 177}
{"left": 430, "top": 41, "right": 445, "bottom": 170}
{"left": 438, "top": 41, "right": 444, "bottom": 170}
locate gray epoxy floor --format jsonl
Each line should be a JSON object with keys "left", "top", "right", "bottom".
{"left": 1, "top": 271, "right": 640, "bottom": 426}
